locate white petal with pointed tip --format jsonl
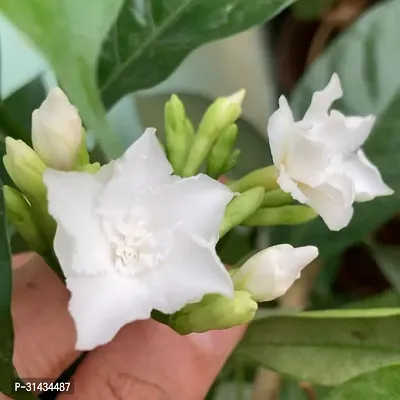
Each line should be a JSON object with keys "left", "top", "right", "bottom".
{"left": 301, "top": 175, "right": 354, "bottom": 231}
{"left": 303, "top": 73, "right": 343, "bottom": 123}
{"left": 233, "top": 244, "right": 318, "bottom": 302}
{"left": 343, "top": 150, "right": 394, "bottom": 202}
{"left": 44, "top": 169, "right": 113, "bottom": 275}
{"left": 267, "top": 96, "right": 295, "bottom": 165}
{"left": 140, "top": 174, "right": 234, "bottom": 242}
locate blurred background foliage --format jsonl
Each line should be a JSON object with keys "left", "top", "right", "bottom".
{"left": 1, "top": 0, "right": 400, "bottom": 399}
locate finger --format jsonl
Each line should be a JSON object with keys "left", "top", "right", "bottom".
{"left": 59, "top": 319, "right": 246, "bottom": 400}
{"left": 3, "top": 255, "right": 79, "bottom": 398}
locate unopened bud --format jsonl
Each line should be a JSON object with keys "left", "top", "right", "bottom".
{"left": 171, "top": 291, "right": 257, "bottom": 334}
{"left": 3, "top": 186, "right": 46, "bottom": 253}
{"left": 220, "top": 187, "right": 265, "bottom": 237}
{"left": 232, "top": 244, "right": 318, "bottom": 302}
{"left": 222, "top": 148, "right": 241, "bottom": 175}
{"left": 262, "top": 189, "right": 294, "bottom": 207}
{"left": 165, "top": 95, "right": 195, "bottom": 175}
{"left": 3, "top": 137, "right": 47, "bottom": 202}
{"left": 32, "top": 87, "right": 84, "bottom": 170}
{"left": 183, "top": 89, "right": 245, "bottom": 177}
{"left": 243, "top": 205, "right": 317, "bottom": 227}
{"left": 228, "top": 166, "right": 279, "bottom": 193}
{"left": 206, "top": 124, "right": 238, "bottom": 178}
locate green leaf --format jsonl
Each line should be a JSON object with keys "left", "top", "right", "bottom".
{"left": 237, "top": 308, "right": 400, "bottom": 386}
{"left": 369, "top": 244, "right": 400, "bottom": 294}
{"left": 292, "top": 0, "right": 334, "bottom": 21}
{"left": 0, "top": 0, "right": 125, "bottom": 157}
{"left": 99, "top": 0, "right": 294, "bottom": 109}
{"left": 0, "top": 183, "right": 35, "bottom": 399}
{"left": 324, "top": 365, "right": 400, "bottom": 400}
{"left": 272, "top": 0, "right": 400, "bottom": 258}
{"left": 1, "top": 77, "right": 46, "bottom": 145}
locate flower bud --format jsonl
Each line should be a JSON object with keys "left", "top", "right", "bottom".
{"left": 243, "top": 205, "right": 317, "bottom": 227}
{"left": 164, "top": 95, "right": 195, "bottom": 175}
{"left": 3, "top": 185, "right": 46, "bottom": 253}
{"left": 183, "top": 89, "right": 245, "bottom": 177}
{"left": 3, "top": 137, "right": 47, "bottom": 202}
{"left": 262, "top": 189, "right": 295, "bottom": 207}
{"left": 220, "top": 187, "right": 265, "bottom": 237}
{"left": 228, "top": 166, "right": 279, "bottom": 193}
{"left": 32, "top": 87, "right": 84, "bottom": 170}
{"left": 232, "top": 244, "right": 319, "bottom": 302}
{"left": 222, "top": 148, "right": 241, "bottom": 175}
{"left": 206, "top": 124, "right": 238, "bottom": 178}
{"left": 171, "top": 291, "right": 258, "bottom": 334}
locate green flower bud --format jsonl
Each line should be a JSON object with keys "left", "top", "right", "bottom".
{"left": 77, "top": 162, "right": 101, "bottom": 174}
{"left": 262, "top": 189, "right": 295, "bottom": 207}
{"left": 220, "top": 187, "right": 265, "bottom": 237}
{"left": 3, "top": 138, "right": 56, "bottom": 244}
{"left": 243, "top": 205, "right": 318, "bottom": 227}
{"left": 206, "top": 124, "right": 238, "bottom": 178}
{"left": 183, "top": 89, "right": 245, "bottom": 177}
{"left": 228, "top": 166, "right": 279, "bottom": 193}
{"left": 171, "top": 291, "right": 257, "bottom": 335}
{"left": 165, "top": 95, "right": 195, "bottom": 175}
{"left": 3, "top": 185, "right": 46, "bottom": 254}
{"left": 3, "top": 137, "right": 47, "bottom": 202}
{"left": 222, "top": 148, "right": 241, "bottom": 175}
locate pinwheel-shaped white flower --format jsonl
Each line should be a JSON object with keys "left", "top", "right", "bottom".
{"left": 44, "top": 129, "right": 234, "bottom": 350}
{"left": 268, "top": 74, "right": 393, "bottom": 231}
{"left": 232, "top": 244, "right": 318, "bottom": 302}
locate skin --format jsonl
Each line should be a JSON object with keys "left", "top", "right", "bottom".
{"left": 1, "top": 254, "right": 246, "bottom": 400}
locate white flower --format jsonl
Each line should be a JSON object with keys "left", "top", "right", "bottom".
{"left": 268, "top": 74, "right": 393, "bottom": 231}
{"left": 44, "top": 128, "right": 234, "bottom": 350}
{"left": 32, "top": 87, "right": 82, "bottom": 170}
{"left": 232, "top": 244, "right": 318, "bottom": 302}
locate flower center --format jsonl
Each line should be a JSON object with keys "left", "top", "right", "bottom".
{"left": 110, "top": 209, "right": 173, "bottom": 275}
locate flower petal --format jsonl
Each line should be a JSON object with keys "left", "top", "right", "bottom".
{"left": 98, "top": 128, "right": 174, "bottom": 219}
{"left": 315, "top": 111, "right": 375, "bottom": 156}
{"left": 301, "top": 175, "right": 355, "bottom": 231}
{"left": 267, "top": 96, "right": 295, "bottom": 165}
{"left": 233, "top": 244, "right": 318, "bottom": 302}
{"left": 277, "top": 166, "right": 309, "bottom": 203}
{"left": 286, "top": 130, "right": 331, "bottom": 186}
{"left": 140, "top": 174, "right": 234, "bottom": 242}
{"left": 67, "top": 273, "right": 152, "bottom": 350}
{"left": 303, "top": 73, "right": 343, "bottom": 123}
{"left": 151, "top": 230, "right": 234, "bottom": 315}
{"left": 44, "top": 169, "right": 113, "bottom": 274}
{"left": 344, "top": 150, "right": 394, "bottom": 202}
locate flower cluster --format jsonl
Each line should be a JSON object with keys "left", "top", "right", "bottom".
{"left": 3, "top": 75, "right": 393, "bottom": 350}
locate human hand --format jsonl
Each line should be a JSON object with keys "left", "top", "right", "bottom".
{"left": 2, "top": 254, "right": 245, "bottom": 400}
